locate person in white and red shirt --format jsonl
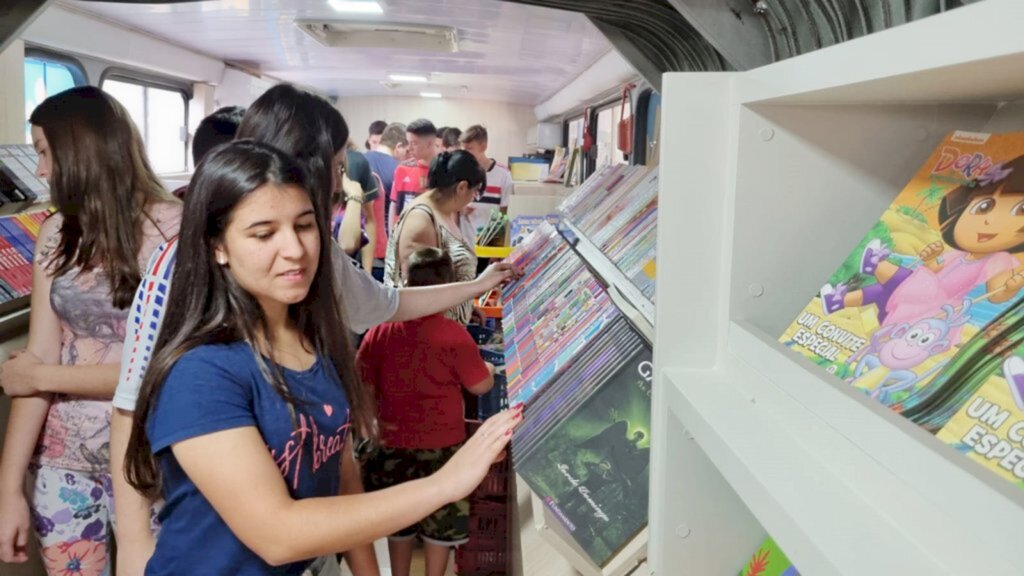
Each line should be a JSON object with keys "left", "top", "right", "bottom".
{"left": 460, "top": 124, "right": 515, "bottom": 236}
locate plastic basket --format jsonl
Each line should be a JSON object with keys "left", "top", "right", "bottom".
{"left": 455, "top": 546, "right": 509, "bottom": 576}
{"left": 473, "top": 453, "right": 510, "bottom": 499}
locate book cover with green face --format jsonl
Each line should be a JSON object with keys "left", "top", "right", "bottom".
{"left": 516, "top": 347, "right": 653, "bottom": 567}
{"left": 739, "top": 537, "right": 800, "bottom": 576}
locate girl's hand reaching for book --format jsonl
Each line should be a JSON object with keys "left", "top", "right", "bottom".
{"left": 919, "top": 241, "right": 944, "bottom": 262}
{"left": 476, "top": 261, "right": 523, "bottom": 292}
{"left": 433, "top": 406, "right": 523, "bottom": 503}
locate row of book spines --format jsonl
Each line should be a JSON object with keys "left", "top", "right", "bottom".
{"left": 0, "top": 210, "right": 51, "bottom": 302}
{"left": 502, "top": 258, "right": 619, "bottom": 397}
{"left": 503, "top": 285, "right": 614, "bottom": 386}
{"left": 564, "top": 167, "right": 656, "bottom": 235}
{"left": 559, "top": 165, "right": 658, "bottom": 301}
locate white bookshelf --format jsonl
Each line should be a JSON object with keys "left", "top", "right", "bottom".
{"left": 649, "top": 1, "right": 1024, "bottom": 574}
{"left": 507, "top": 181, "right": 657, "bottom": 574}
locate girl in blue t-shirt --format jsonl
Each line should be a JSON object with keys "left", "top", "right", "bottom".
{"left": 122, "top": 140, "right": 521, "bottom": 576}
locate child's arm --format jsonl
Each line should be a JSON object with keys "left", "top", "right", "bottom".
{"left": 447, "top": 326, "right": 495, "bottom": 397}
{"left": 986, "top": 255, "right": 1024, "bottom": 304}
{"left": 170, "top": 410, "right": 520, "bottom": 565}
{"left": 919, "top": 241, "right": 945, "bottom": 272}
{"left": 466, "top": 362, "right": 496, "bottom": 396}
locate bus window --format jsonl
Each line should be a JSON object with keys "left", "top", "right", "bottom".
{"left": 567, "top": 116, "right": 585, "bottom": 152}
{"left": 23, "top": 55, "right": 85, "bottom": 144}
{"left": 102, "top": 78, "right": 188, "bottom": 174}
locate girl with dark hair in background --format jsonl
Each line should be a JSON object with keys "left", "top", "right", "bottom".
{"left": 385, "top": 150, "right": 485, "bottom": 325}
{"left": 0, "top": 86, "right": 181, "bottom": 575}
{"left": 123, "top": 140, "right": 520, "bottom": 575}
{"left": 109, "top": 84, "right": 519, "bottom": 575}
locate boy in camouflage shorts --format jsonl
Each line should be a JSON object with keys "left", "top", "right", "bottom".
{"left": 357, "top": 248, "right": 495, "bottom": 576}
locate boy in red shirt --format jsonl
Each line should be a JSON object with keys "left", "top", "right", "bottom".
{"left": 358, "top": 247, "right": 495, "bottom": 576}
{"left": 389, "top": 118, "right": 437, "bottom": 230}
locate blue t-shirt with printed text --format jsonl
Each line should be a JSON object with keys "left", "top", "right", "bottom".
{"left": 145, "top": 342, "right": 351, "bottom": 576}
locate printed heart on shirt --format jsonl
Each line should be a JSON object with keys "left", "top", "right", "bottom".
{"left": 323, "top": 404, "right": 334, "bottom": 417}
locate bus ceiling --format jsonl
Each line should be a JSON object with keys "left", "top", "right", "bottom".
{"left": 3, "top": 0, "right": 979, "bottom": 93}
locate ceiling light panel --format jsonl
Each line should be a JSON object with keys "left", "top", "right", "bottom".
{"left": 296, "top": 20, "right": 459, "bottom": 52}
{"left": 389, "top": 74, "right": 429, "bottom": 83}
{"left": 327, "top": 1, "right": 384, "bottom": 15}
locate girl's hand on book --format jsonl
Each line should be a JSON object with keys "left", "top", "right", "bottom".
{"left": 433, "top": 406, "right": 523, "bottom": 503}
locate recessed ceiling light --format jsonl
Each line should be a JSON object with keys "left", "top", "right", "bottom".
{"left": 389, "top": 74, "right": 429, "bottom": 83}
{"left": 420, "top": 92, "right": 442, "bottom": 99}
{"left": 327, "top": 0, "right": 383, "bottom": 14}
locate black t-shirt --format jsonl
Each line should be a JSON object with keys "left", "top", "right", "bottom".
{"left": 346, "top": 149, "right": 379, "bottom": 202}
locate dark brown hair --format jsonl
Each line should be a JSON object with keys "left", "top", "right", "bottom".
{"left": 407, "top": 247, "right": 455, "bottom": 287}
{"left": 441, "top": 127, "right": 462, "bottom": 149}
{"left": 428, "top": 150, "right": 485, "bottom": 201}
{"left": 29, "top": 86, "right": 174, "bottom": 308}
{"left": 939, "top": 154, "right": 1024, "bottom": 254}
{"left": 126, "top": 140, "right": 372, "bottom": 498}
{"left": 407, "top": 118, "right": 437, "bottom": 138}
{"left": 236, "top": 84, "right": 348, "bottom": 222}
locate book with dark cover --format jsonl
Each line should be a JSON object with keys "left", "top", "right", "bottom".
{"left": 516, "top": 345, "right": 653, "bottom": 566}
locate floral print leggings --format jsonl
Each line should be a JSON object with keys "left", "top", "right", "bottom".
{"left": 29, "top": 465, "right": 112, "bottom": 576}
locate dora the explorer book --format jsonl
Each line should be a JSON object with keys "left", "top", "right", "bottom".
{"left": 935, "top": 340, "right": 1024, "bottom": 489}
{"left": 779, "top": 130, "right": 1024, "bottom": 412}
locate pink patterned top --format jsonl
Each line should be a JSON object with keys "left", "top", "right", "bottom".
{"left": 33, "top": 202, "right": 181, "bottom": 472}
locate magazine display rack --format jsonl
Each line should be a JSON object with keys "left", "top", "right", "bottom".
{"left": 502, "top": 165, "right": 659, "bottom": 574}
{"left": 650, "top": 1, "right": 1024, "bottom": 574}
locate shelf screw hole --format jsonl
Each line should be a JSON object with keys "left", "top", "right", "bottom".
{"left": 675, "top": 525, "right": 692, "bottom": 539}
{"left": 748, "top": 283, "right": 765, "bottom": 297}
{"left": 760, "top": 127, "right": 775, "bottom": 141}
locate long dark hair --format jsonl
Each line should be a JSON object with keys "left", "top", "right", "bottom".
{"left": 236, "top": 84, "right": 348, "bottom": 221}
{"left": 233, "top": 83, "right": 367, "bottom": 435}
{"left": 30, "top": 86, "right": 173, "bottom": 308}
{"left": 126, "top": 140, "right": 372, "bottom": 498}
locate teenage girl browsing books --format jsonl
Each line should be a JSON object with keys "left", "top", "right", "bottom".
{"left": 109, "top": 84, "right": 521, "bottom": 576}
{"left": 123, "top": 140, "right": 521, "bottom": 576}
{"left": 0, "top": 86, "right": 181, "bottom": 574}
